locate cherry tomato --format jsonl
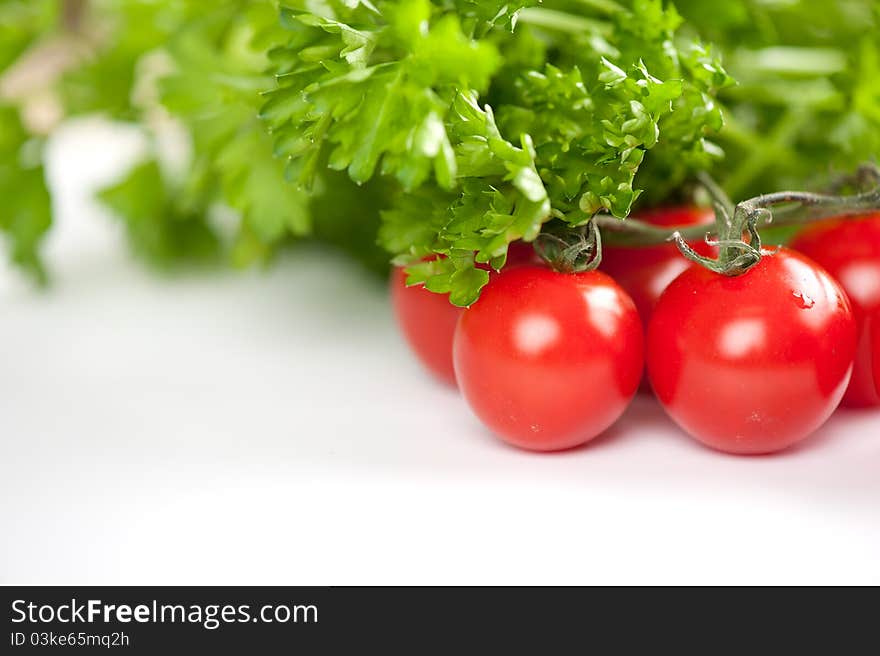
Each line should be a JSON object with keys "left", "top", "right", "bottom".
{"left": 789, "top": 213, "right": 880, "bottom": 407}
{"left": 601, "top": 206, "right": 715, "bottom": 391}
{"left": 391, "top": 266, "right": 461, "bottom": 385}
{"left": 453, "top": 265, "right": 643, "bottom": 451}
{"left": 647, "top": 248, "right": 857, "bottom": 455}
{"left": 601, "top": 206, "right": 715, "bottom": 330}
{"left": 390, "top": 242, "right": 538, "bottom": 386}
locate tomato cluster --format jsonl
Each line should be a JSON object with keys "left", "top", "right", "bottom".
{"left": 391, "top": 210, "right": 880, "bottom": 455}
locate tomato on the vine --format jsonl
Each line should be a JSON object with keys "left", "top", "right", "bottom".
{"left": 601, "top": 205, "right": 716, "bottom": 328}
{"left": 390, "top": 242, "right": 537, "bottom": 386}
{"left": 647, "top": 247, "right": 857, "bottom": 455}
{"left": 453, "top": 265, "right": 643, "bottom": 451}
{"left": 789, "top": 213, "right": 880, "bottom": 407}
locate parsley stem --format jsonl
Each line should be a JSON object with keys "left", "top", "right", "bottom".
{"left": 517, "top": 8, "right": 612, "bottom": 36}
{"left": 569, "top": 0, "right": 625, "bottom": 16}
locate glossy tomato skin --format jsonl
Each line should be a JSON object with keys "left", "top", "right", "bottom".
{"left": 647, "top": 248, "right": 857, "bottom": 455}
{"left": 391, "top": 266, "right": 461, "bottom": 385}
{"left": 453, "top": 266, "right": 643, "bottom": 451}
{"left": 601, "top": 206, "right": 716, "bottom": 329}
{"left": 390, "top": 242, "right": 539, "bottom": 386}
{"left": 789, "top": 214, "right": 880, "bottom": 407}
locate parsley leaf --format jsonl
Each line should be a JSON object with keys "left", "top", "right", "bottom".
{"left": 97, "top": 159, "right": 219, "bottom": 266}
{"left": 160, "top": 2, "right": 311, "bottom": 265}
{"left": 0, "top": 105, "right": 51, "bottom": 282}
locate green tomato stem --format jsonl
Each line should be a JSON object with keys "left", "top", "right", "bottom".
{"left": 597, "top": 163, "right": 880, "bottom": 277}
{"left": 535, "top": 219, "right": 603, "bottom": 273}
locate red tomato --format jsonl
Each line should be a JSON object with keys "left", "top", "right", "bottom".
{"left": 789, "top": 213, "right": 880, "bottom": 407}
{"left": 601, "top": 206, "right": 716, "bottom": 330}
{"left": 601, "top": 206, "right": 715, "bottom": 391}
{"left": 453, "top": 265, "right": 643, "bottom": 451}
{"left": 391, "top": 266, "right": 461, "bottom": 385}
{"left": 647, "top": 248, "right": 857, "bottom": 455}
{"left": 390, "top": 242, "right": 538, "bottom": 386}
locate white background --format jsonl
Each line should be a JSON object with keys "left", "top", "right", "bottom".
{"left": 2, "top": 120, "right": 878, "bottom": 585}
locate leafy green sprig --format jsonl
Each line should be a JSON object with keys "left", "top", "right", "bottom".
{"left": 0, "top": 105, "right": 52, "bottom": 281}
{"left": 0, "top": 0, "right": 63, "bottom": 282}
{"left": 262, "top": 0, "right": 731, "bottom": 305}
{"left": 159, "top": 1, "right": 309, "bottom": 267}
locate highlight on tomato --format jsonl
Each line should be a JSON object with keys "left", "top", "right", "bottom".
{"left": 788, "top": 212, "right": 880, "bottom": 407}
{"left": 390, "top": 242, "right": 537, "bottom": 386}
{"left": 453, "top": 265, "right": 643, "bottom": 451}
{"left": 647, "top": 247, "right": 857, "bottom": 455}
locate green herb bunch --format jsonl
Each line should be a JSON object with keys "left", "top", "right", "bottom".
{"left": 262, "top": 0, "right": 731, "bottom": 304}
{"left": 0, "top": 0, "right": 877, "bottom": 306}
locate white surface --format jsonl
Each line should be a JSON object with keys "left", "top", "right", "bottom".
{"left": 2, "top": 120, "right": 879, "bottom": 585}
